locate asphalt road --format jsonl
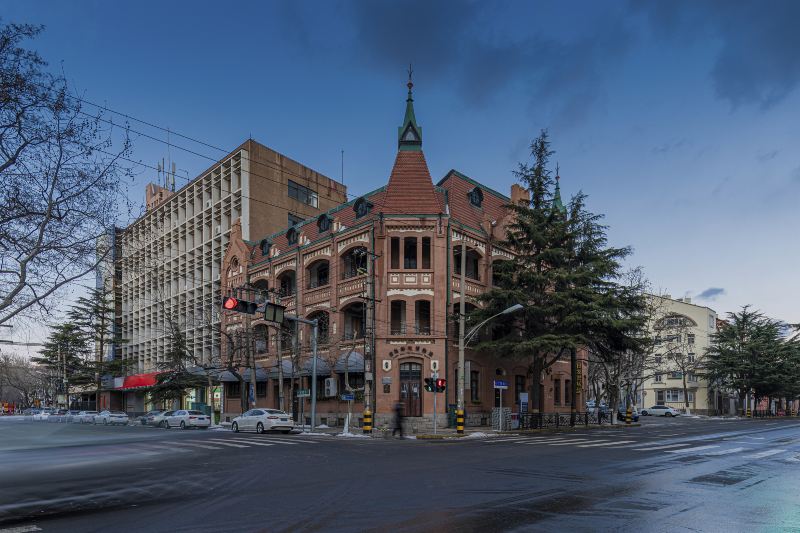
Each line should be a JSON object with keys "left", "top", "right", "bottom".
{"left": 1, "top": 416, "right": 799, "bottom": 532}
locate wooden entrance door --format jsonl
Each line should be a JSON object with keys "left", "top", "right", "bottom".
{"left": 399, "top": 362, "right": 422, "bottom": 417}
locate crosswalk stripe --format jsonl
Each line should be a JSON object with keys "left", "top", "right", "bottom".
{"left": 577, "top": 440, "right": 634, "bottom": 448}
{"left": 667, "top": 445, "right": 719, "bottom": 454}
{"left": 226, "top": 438, "right": 276, "bottom": 447}
{"left": 547, "top": 439, "right": 594, "bottom": 446}
{"left": 746, "top": 448, "right": 786, "bottom": 459}
{"left": 629, "top": 443, "right": 691, "bottom": 451}
{"left": 168, "top": 441, "right": 223, "bottom": 450}
{"left": 485, "top": 437, "right": 534, "bottom": 443}
{"left": 204, "top": 439, "right": 250, "bottom": 448}
{"left": 523, "top": 438, "right": 578, "bottom": 444}
{"left": 258, "top": 438, "right": 303, "bottom": 445}
{"left": 705, "top": 447, "right": 746, "bottom": 456}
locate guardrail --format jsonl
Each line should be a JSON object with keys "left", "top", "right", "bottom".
{"left": 518, "top": 411, "right": 613, "bottom": 429}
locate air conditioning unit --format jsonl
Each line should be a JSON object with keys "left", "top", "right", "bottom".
{"left": 214, "top": 274, "right": 220, "bottom": 281}
{"left": 215, "top": 225, "right": 221, "bottom": 235}
{"left": 205, "top": 200, "right": 212, "bottom": 208}
{"left": 324, "top": 377, "right": 337, "bottom": 398}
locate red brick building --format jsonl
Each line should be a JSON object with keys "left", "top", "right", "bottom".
{"left": 219, "top": 81, "right": 589, "bottom": 430}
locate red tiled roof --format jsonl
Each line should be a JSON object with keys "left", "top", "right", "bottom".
{"left": 439, "top": 171, "right": 509, "bottom": 232}
{"left": 379, "top": 150, "right": 443, "bottom": 215}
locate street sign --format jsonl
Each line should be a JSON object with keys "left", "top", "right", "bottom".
{"left": 297, "top": 389, "right": 311, "bottom": 398}
{"left": 341, "top": 393, "right": 355, "bottom": 401}
{"left": 493, "top": 380, "right": 508, "bottom": 390}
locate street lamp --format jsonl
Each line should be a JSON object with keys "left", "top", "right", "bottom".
{"left": 457, "top": 303, "right": 523, "bottom": 428}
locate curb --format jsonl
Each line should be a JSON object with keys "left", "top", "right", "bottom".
{"left": 499, "top": 423, "right": 642, "bottom": 435}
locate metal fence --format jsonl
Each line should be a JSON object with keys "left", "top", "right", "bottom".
{"left": 518, "top": 411, "right": 613, "bottom": 429}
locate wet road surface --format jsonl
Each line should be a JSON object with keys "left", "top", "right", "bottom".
{"left": 1, "top": 416, "right": 799, "bottom": 532}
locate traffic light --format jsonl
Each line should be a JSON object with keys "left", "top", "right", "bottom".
{"left": 435, "top": 378, "right": 447, "bottom": 393}
{"left": 221, "top": 296, "right": 258, "bottom": 314}
{"left": 423, "top": 378, "right": 434, "bottom": 392}
{"left": 263, "top": 302, "right": 286, "bottom": 323}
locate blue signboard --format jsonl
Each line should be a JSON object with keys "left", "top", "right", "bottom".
{"left": 493, "top": 380, "right": 509, "bottom": 389}
{"left": 341, "top": 393, "right": 355, "bottom": 401}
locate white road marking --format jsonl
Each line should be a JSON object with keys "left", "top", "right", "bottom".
{"left": 746, "top": 448, "right": 786, "bottom": 459}
{"left": 547, "top": 439, "right": 594, "bottom": 446}
{"left": 705, "top": 447, "right": 746, "bottom": 456}
{"left": 627, "top": 443, "right": 692, "bottom": 451}
{"left": 227, "top": 438, "right": 276, "bottom": 447}
{"left": 204, "top": 439, "right": 250, "bottom": 448}
{"left": 0, "top": 526, "right": 43, "bottom": 533}
{"left": 485, "top": 437, "right": 538, "bottom": 443}
{"left": 524, "top": 438, "right": 582, "bottom": 444}
{"left": 667, "top": 445, "right": 719, "bottom": 454}
{"left": 166, "top": 441, "right": 223, "bottom": 450}
{"left": 577, "top": 440, "right": 633, "bottom": 448}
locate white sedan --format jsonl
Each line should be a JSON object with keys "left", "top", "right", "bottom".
{"left": 73, "top": 411, "right": 99, "bottom": 423}
{"left": 164, "top": 410, "right": 211, "bottom": 429}
{"left": 231, "top": 409, "right": 294, "bottom": 434}
{"left": 94, "top": 410, "right": 130, "bottom": 425}
{"left": 640, "top": 405, "right": 680, "bottom": 417}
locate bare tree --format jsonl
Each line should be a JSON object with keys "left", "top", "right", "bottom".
{"left": 651, "top": 311, "right": 706, "bottom": 415}
{"left": 0, "top": 353, "right": 50, "bottom": 407}
{"left": 0, "top": 23, "right": 131, "bottom": 325}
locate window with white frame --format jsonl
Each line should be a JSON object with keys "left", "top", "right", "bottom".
{"left": 687, "top": 372, "right": 699, "bottom": 382}
{"left": 654, "top": 373, "right": 663, "bottom": 382}
{"left": 666, "top": 389, "right": 683, "bottom": 402}
{"left": 687, "top": 333, "right": 695, "bottom": 345}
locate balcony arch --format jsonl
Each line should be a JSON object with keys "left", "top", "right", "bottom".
{"left": 453, "top": 246, "right": 482, "bottom": 281}
{"left": 306, "top": 310, "right": 330, "bottom": 345}
{"left": 277, "top": 270, "right": 296, "bottom": 297}
{"left": 340, "top": 301, "right": 366, "bottom": 341}
{"left": 340, "top": 246, "right": 368, "bottom": 280}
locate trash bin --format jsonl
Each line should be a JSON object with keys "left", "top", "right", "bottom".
{"left": 511, "top": 412, "right": 519, "bottom": 430}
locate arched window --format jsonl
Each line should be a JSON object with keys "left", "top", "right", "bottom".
{"left": 259, "top": 239, "right": 271, "bottom": 257}
{"left": 254, "top": 324, "right": 268, "bottom": 354}
{"left": 317, "top": 214, "right": 332, "bottom": 233}
{"left": 307, "top": 310, "right": 330, "bottom": 344}
{"left": 454, "top": 246, "right": 481, "bottom": 281}
{"left": 278, "top": 270, "right": 296, "bottom": 297}
{"left": 468, "top": 186, "right": 483, "bottom": 208}
{"left": 252, "top": 279, "right": 269, "bottom": 303}
{"left": 354, "top": 197, "right": 373, "bottom": 218}
{"left": 341, "top": 246, "right": 367, "bottom": 280}
{"left": 286, "top": 227, "right": 298, "bottom": 245}
{"left": 341, "top": 302, "right": 366, "bottom": 340}
{"left": 306, "top": 259, "right": 330, "bottom": 289}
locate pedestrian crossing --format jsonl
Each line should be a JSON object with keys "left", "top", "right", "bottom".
{"left": 121, "top": 434, "right": 331, "bottom": 458}
{"left": 480, "top": 434, "right": 800, "bottom": 462}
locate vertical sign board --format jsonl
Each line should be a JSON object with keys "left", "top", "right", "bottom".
{"left": 519, "top": 392, "right": 529, "bottom": 414}
{"left": 493, "top": 380, "right": 509, "bottom": 431}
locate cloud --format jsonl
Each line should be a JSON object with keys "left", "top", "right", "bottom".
{"left": 697, "top": 287, "right": 726, "bottom": 301}
{"left": 635, "top": 0, "right": 800, "bottom": 109}
{"left": 756, "top": 150, "right": 779, "bottom": 163}
{"left": 652, "top": 138, "right": 687, "bottom": 155}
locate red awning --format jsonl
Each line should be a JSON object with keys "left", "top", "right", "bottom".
{"left": 118, "top": 372, "right": 161, "bottom": 390}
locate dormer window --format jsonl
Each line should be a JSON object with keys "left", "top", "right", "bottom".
{"left": 317, "top": 214, "right": 331, "bottom": 233}
{"left": 286, "top": 227, "right": 298, "bottom": 246}
{"left": 259, "top": 239, "right": 271, "bottom": 257}
{"left": 468, "top": 187, "right": 483, "bottom": 208}
{"left": 354, "top": 197, "right": 373, "bottom": 218}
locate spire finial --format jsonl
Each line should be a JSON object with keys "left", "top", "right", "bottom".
{"left": 556, "top": 162, "right": 560, "bottom": 181}
{"left": 407, "top": 63, "right": 414, "bottom": 97}
{"left": 398, "top": 65, "right": 422, "bottom": 150}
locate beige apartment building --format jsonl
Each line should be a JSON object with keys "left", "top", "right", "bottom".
{"left": 639, "top": 295, "right": 719, "bottom": 415}
{"left": 116, "top": 140, "right": 346, "bottom": 406}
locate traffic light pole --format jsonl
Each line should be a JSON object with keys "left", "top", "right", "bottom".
{"left": 433, "top": 388, "right": 437, "bottom": 435}
{"left": 284, "top": 314, "right": 318, "bottom": 432}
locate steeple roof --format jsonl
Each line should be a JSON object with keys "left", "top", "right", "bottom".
{"left": 397, "top": 67, "right": 422, "bottom": 151}
{"left": 381, "top": 75, "right": 442, "bottom": 215}
{"left": 553, "top": 164, "right": 567, "bottom": 216}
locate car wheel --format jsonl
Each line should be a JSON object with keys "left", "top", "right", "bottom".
{"left": 161, "top": 421, "right": 168, "bottom": 429}
{"left": 641, "top": 411, "right": 648, "bottom": 416}
{"left": 256, "top": 422, "right": 264, "bottom": 434}
{"left": 180, "top": 421, "right": 186, "bottom": 430}
{"left": 104, "top": 419, "right": 108, "bottom": 425}
{"left": 232, "top": 422, "right": 239, "bottom": 433}
{"left": 281, "top": 430, "right": 290, "bottom": 434}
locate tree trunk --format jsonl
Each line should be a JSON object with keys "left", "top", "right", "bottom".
{"left": 683, "top": 376, "right": 691, "bottom": 415}
{"left": 530, "top": 357, "right": 543, "bottom": 414}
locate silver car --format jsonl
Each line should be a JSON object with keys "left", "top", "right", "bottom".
{"left": 152, "top": 410, "right": 174, "bottom": 428}
{"left": 163, "top": 410, "right": 211, "bottom": 429}
{"left": 231, "top": 409, "right": 294, "bottom": 434}
{"left": 94, "top": 410, "right": 130, "bottom": 425}
{"left": 73, "top": 410, "right": 99, "bottom": 423}
{"left": 640, "top": 405, "right": 680, "bottom": 417}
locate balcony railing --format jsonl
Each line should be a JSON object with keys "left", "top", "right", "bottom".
{"left": 390, "top": 325, "right": 407, "bottom": 335}
{"left": 307, "top": 278, "right": 329, "bottom": 290}
{"left": 341, "top": 268, "right": 366, "bottom": 280}
{"left": 414, "top": 325, "right": 432, "bottom": 335}
{"left": 342, "top": 330, "right": 366, "bottom": 341}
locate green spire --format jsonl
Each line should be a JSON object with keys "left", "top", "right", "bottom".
{"left": 398, "top": 65, "right": 422, "bottom": 151}
{"left": 553, "top": 164, "right": 567, "bottom": 216}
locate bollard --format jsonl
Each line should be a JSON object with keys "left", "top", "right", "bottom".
{"left": 456, "top": 409, "right": 464, "bottom": 435}
{"left": 363, "top": 409, "right": 372, "bottom": 434}
{"left": 746, "top": 407, "right": 752, "bottom": 418}
{"left": 625, "top": 405, "right": 632, "bottom": 425}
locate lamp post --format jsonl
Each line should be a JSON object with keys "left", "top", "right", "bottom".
{"left": 457, "top": 303, "right": 523, "bottom": 431}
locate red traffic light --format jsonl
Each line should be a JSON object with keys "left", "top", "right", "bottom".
{"left": 222, "top": 296, "right": 239, "bottom": 310}
{"left": 435, "top": 379, "right": 447, "bottom": 392}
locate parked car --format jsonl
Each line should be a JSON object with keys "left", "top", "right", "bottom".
{"left": 152, "top": 410, "right": 174, "bottom": 428}
{"left": 142, "top": 410, "right": 167, "bottom": 426}
{"left": 94, "top": 410, "right": 130, "bottom": 425}
{"left": 33, "top": 408, "right": 54, "bottom": 421}
{"left": 640, "top": 405, "right": 680, "bottom": 417}
{"left": 231, "top": 409, "right": 294, "bottom": 434}
{"left": 74, "top": 410, "right": 98, "bottom": 423}
{"left": 617, "top": 406, "right": 640, "bottom": 422}
{"left": 163, "top": 410, "right": 211, "bottom": 429}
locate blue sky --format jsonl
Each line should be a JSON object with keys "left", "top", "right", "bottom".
{"left": 5, "top": 0, "right": 800, "bottom": 325}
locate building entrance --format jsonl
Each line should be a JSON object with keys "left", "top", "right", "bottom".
{"left": 399, "top": 362, "right": 422, "bottom": 417}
